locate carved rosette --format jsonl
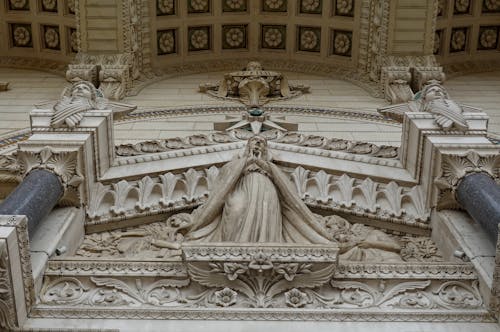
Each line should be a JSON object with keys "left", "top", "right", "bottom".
{"left": 16, "top": 147, "right": 84, "bottom": 206}
{"left": 435, "top": 150, "right": 500, "bottom": 209}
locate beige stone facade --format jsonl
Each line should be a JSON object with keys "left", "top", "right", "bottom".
{"left": 0, "top": 1, "right": 499, "bottom": 331}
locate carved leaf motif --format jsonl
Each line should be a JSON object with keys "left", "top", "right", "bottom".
{"left": 376, "top": 280, "right": 431, "bottom": 305}
{"left": 111, "top": 180, "right": 136, "bottom": 215}
{"left": 136, "top": 176, "right": 156, "bottom": 211}
{"left": 336, "top": 174, "right": 355, "bottom": 206}
{"left": 266, "top": 264, "right": 335, "bottom": 299}
{"left": 291, "top": 166, "right": 310, "bottom": 198}
{"left": 439, "top": 154, "right": 471, "bottom": 187}
{"left": 381, "top": 181, "right": 403, "bottom": 216}
{"left": 39, "top": 147, "right": 53, "bottom": 164}
{"left": 434, "top": 281, "right": 482, "bottom": 309}
{"left": 205, "top": 166, "right": 220, "bottom": 191}
{"left": 47, "top": 151, "right": 78, "bottom": 183}
{"left": 404, "top": 186, "right": 429, "bottom": 220}
{"left": 87, "top": 182, "right": 114, "bottom": 219}
{"left": 331, "top": 280, "right": 378, "bottom": 307}
{"left": 310, "top": 170, "right": 332, "bottom": 203}
{"left": 90, "top": 277, "right": 145, "bottom": 303}
{"left": 17, "top": 151, "right": 41, "bottom": 175}
{"left": 182, "top": 169, "right": 203, "bottom": 202}
{"left": 159, "top": 172, "right": 181, "bottom": 206}
{"left": 40, "top": 277, "right": 89, "bottom": 305}
{"left": 187, "top": 263, "right": 254, "bottom": 299}
{"left": 357, "top": 178, "right": 378, "bottom": 212}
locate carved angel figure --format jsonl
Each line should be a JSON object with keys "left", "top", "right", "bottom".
{"left": 378, "top": 81, "right": 470, "bottom": 131}
{"left": 323, "top": 215, "right": 402, "bottom": 262}
{"left": 419, "top": 82, "right": 468, "bottom": 131}
{"left": 50, "top": 81, "right": 101, "bottom": 128}
{"left": 168, "top": 136, "right": 332, "bottom": 244}
{"left": 36, "top": 80, "right": 136, "bottom": 128}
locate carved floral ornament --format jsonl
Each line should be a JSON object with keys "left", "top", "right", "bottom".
{"left": 435, "top": 150, "right": 500, "bottom": 191}
{"left": 37, "top": 272, "right": 485, "bottom": 314}
{"left": 16, "top": 147, "right": 84, "bottom": 206}
{"left": 435, "top": 150, "right": 500, "bottom": 209}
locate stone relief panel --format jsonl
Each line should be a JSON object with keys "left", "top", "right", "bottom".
{"left": 450, "top": 27, "right": 469, "bottom": 53}
{"left": 262, "top": 0, "right": 288, "bottom": 12}
{"left": 299, "top": 0, "right": 323, "bottom": 15}
{"left": 222, "top": 25, "right": 247, "bottom": 50}
{"left": 332, "top": 30, "right": 353, "bottom": 57}
{"left": 10, "top": 23, "right": 33, "bottom": 48}
{"left": 157, "top": 0, "right": 176, "bottom": 16}
{"left": 87, "top": 142, "right": 428, "bottom": 228}
{"left": 223, "top": 0, "right": 248, "bottom": 12}
{"left": 8, "top": 0, "right": 29, "bottom": 11}
{"left": 188, "top": 0, "right": 211, "bottom": 14}
{"left": 478, "top": 26, "right": 499, "bottom": 51}
{"left": 157, "top": 29, "right": 177, "bottom": 55}
{"left": 261, "top": 25, "right": 287, "bottom": 50}
{"left": 453, "top": 0, "right": 472, "bottom": 15}
{"left": 0, "top": 0, "right": 76, "bottom": 63}
{"left": 334, "top": 0, "right": 354, "bottom": 17}
{"left": 188, "top": 26, "right": 211, "bottom": 52}
{"left": 40, "top": 0, "right": 58, "bottom": 12}
{"left": 42, "top": 25, "right": 61, "bottom": 51}
{"left": 298, "top": 26, "right": 321, "bottom": 52}
{"left": 36, "top": 274, "right": 488, "bottom": 320}
{"left": 483, "top": 0, "right": 500, "bottom": 13}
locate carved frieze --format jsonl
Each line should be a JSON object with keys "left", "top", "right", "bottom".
{"left": 85, "top": 165, "right": 430, "bottom": 228}
{"left": 35, "top": 275, "right": 489, "bottom": 321}
{"left": 115, "top": 129, "right": 399, "bottom": 159}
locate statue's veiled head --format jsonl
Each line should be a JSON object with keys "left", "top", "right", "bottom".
{"left": 246, "top": 136, "right": 269, "bottom": 160}
{"left": 69, "top": 81, "right": 97, "bottom": 102}
{"left": 422, "top": 82, "right": 449, "bottom": 102}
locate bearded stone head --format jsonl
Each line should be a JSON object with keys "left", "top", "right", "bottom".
{"left": 422, "top": 82, "right": 449, "bottom": 102}
{"left": 246, "top": 135, "right": 268, "bottom": 160}
{"left": 246, "top": 61, "right": 263, "bottom": 71}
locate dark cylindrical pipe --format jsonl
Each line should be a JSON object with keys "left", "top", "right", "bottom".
{"left": 456, "top": 172, "right": 500, "bottom": 243}
{"left": 0, "top": 169, "right": 63, "bottom": 236}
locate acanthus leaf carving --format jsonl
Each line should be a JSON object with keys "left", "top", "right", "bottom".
{"left": 435, "top": 150, "right": 500, "bottom": 208}
{"left": 16, "top": 146, "right": 84, "bottom": 207}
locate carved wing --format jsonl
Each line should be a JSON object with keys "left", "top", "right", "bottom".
{"left": 90, "top": 277, "right": 144, "bottom": 303}
{"left": 105, "top": 100, "right": 137, "bottom": 120}
{"left": 267, "top": 264, "right": 335, "bottom": 298}
{"left": 34, "top": 100, "right": 56, "bottom": 109}
{"left": 431, "top": 105, "right": 468, "bottom": 131}
{"left": 377, "top": 103, "right": 413, "bottom": 123}
{"left": 187, "top": 263, "right": 254, "bottom": 298}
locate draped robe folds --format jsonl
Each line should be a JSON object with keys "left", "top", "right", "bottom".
{"left": 185, "top": 157, "right": 331, "bottom": 244}
{"left": 51, "top": 97, "right": 94, "bottom": 128}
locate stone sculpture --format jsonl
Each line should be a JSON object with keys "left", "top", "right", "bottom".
{"left": 418, "top": 82, "right": 468, "bottom": 130}
{"left": 50, "top": 81, "right": 101, "bottom": 128}
{"left": 169, "top": 136, "right": 332, "bottom": 244}
{"left": 378, "top": 81, "right": 469, "bottom": 131}
{"left": 199, "top": 61, "right": 309, "bottom": 107}
{"left": 36, "top": 81, "right": 136, "bottom": 128}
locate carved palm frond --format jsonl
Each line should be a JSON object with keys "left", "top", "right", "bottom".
{"left": 266, "top": 264, "right": 335, "bottom": 298}
{"left": 187, "top": 263, "right": 254, "bottom": 299}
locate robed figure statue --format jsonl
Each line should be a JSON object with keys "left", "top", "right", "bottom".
{"left": 172, "top": 136, "right": 332, "bottom": 244}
